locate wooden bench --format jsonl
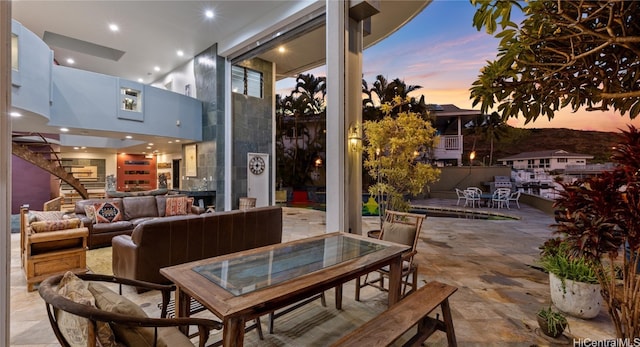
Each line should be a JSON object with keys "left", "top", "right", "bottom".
{"left": 332, "top": 281, "right": 458, "bottom": 347}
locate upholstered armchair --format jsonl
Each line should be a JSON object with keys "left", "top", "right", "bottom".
{"left": 39, "top": 272, "right": 221, "bottom": 347}
{"left": 20, "top": 205, "right": 89, "bottom": 291}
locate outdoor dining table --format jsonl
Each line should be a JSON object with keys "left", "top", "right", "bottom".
{"left": 160, "top": 231, "right": 410, "bottom": 346}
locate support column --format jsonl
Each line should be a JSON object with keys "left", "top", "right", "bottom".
{"left": 326, "top": 1, "right": 365, "bottom": 234}
{"left": 1, "top": 1, "right": 12, "bottom": 344}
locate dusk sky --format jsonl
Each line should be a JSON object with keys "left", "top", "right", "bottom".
{"left": 277, "top": 0, "right": 640, "bottom": 133}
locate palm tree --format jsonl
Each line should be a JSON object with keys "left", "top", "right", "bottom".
{"left": 362, "top": 75, "right": 426, "bottom": 120}
{"left": 470, "top": 112, "right": 508, "bottom": 166}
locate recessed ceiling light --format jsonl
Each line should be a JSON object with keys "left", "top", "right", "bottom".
{"left": 137, "top": 78, "right": 143, "bottom": 83}
{"left": 278, "top": 46, "right": 285, "bottom": 53}
{"left": 146, "top": 146, "right": 151, "bottom": 149}
{"left": 205, "top": 10, "right": 214, "bottom": 19}
{"left": 60, "top": 127, "right": 69, "bottom": 132}
{"left": 154, "top": 66, "right": 160, "bottom": 72}
{"left": 66, "top": 58, "right": 75, "bottom": 64}
{"left": 10, "top": 111, "right": 21, "bottom": 117}
{"left": 168, "top": 141, "right": 173, "bottom": 144}
{"left": 109, "top": 24, "right": 119, "bottom": 32}
{"left": 148, "top": 143, "right": 154, "bottom": 146}
{"left": 81, "top": 146, "right": 86, "bottom": 149}
{"left": 125, "top": 135, "right": 132, "bottom": 139}
{"left": 175, "top": 140, "right": 180, "bottom": 142}
{"left": 73, "top": 147, "right": 79, "bottom": 150}
{"left": 177, "top": 50, "right": 184, "bottom": 57}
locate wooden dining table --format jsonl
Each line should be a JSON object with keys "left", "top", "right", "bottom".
{"left": 160, "top": 231, "right": 410, "bottom": 346}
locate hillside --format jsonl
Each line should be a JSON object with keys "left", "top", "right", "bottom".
{"left": 463, "top": 127, "right": 620, "bottom": 165}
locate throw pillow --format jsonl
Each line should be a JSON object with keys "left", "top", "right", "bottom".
{"left": 93, "top": 202, "right": 123, "bottom": 223}
{"left": 381, "top": 221, "right": 417, "bottom": 247}
{"left": 30, "top": 218, "right": 82, "bottom": 233}
{"left": 84, "top": 205, "right": 97, "bottom": 223}
{"left": 30, "top": 210, "right": 66, "bottom": 222}
{"left": 56, "top": 272, "right": 118, "bottom": 347}
{"left": 89, "top": 282, "right": 168, "bottom": 347}
{"left": 165, "top": 196, "right": 189, "bottom": 216}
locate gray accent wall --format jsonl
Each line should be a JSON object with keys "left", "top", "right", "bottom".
{"left": 231, "top": 58, "right": 273, "bottom": 209}
{"left": 193, "top": 45, "right": 225, "bottom": 209}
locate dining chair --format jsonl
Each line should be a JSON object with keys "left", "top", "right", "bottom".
{"left": 464, "top": 188, "right": 481, "bottom": 208}
{"left": 455, "top": 188, "right": 466, "bottom": 206}
{"left": 508, "top": 190, "right": 521, "bottom": 209}
{"left": 491, "top": 188, "right": 510, "bottom": 209}
{"left": 355, "top": 210, "right": 426, "bottom": 301}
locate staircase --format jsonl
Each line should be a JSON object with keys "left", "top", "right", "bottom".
{"left": 11, "top": 132, "right": 89, "bottom": 200}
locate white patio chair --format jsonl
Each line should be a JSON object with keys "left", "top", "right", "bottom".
{"left": 491, "top": 188, "right": 510, "bottom": 209}
{"left": 455, "top": 188, "right": 466, "bottom": 206}
{"left": 508, "top": 190, "right": 521, "bottom": 209}
{"left": 464, "top": 188, "right": 481, "bottom": 208}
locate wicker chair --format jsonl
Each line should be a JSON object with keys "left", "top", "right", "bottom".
{"left": 39, "top": 273, "right": 221, "bottom": 347}
{"left": 355, "top": 210, "right": 426, "bottom": 301}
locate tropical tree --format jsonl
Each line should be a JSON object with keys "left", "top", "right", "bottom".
{"left": 470, "top": 0, "right": 640, "bottom": 122}
{"left": 362, "top": 75, "right": 428, "bottom": 121}
{"left": 469, "top": 112, "right": 509, "bottom": 166}
{"left": 364, "top": 97, "right": 441, "bottom": 213}
{"left": 275, "top": 74, "right": 326, "bottom": 188}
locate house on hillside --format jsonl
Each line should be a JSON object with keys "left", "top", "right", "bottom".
{"left": 277, "top": 103, "right": 481, "bottom": 179}
{"left": 429, "top": 104, "right": 481, "bottom": 167}
{"left": 497, "top": 150, "right": 593, "bottom": 171}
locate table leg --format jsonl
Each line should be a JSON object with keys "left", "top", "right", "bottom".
{"left": 175, "top": 287, "right": 191, "bottom": 335}
{"left": 223, "top": 317, "right": 245, "bottom": 347}
{"left": 387, "top": 256, "right": 402, "bottom": 305}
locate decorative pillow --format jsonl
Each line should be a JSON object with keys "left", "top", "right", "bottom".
{"left": 30, "top": 218, "right": 82, "bottom": 233}
{"left": 165, "top": 196, "right": 189, "bottom": 216}
{"left": 88, "top": 282, "right": 168, "bottom": 347}
{"left": 93, "top": 202, "right": 123, "bottom": 223}
{"left": 381, "top": 221, "right": 417, "bottom": 247}
{"left": 84, "top": 205, "right": 97, "bottom": 223}
{"left": 30, "top": 210, "right": 66, "bottom": 222}
{"left": 56, "top": 272, "right": 118, "bottom": 347}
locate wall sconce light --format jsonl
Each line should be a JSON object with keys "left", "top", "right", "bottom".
{"left": 315, "top": 157, "right": 323, "bottom": 167}
{"left": 348, "top": 123, "right": 363, "bottom": 152}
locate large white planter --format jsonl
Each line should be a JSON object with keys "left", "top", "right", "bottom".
{"left": 549, "top": 273, "right": 602, "bottom": 319}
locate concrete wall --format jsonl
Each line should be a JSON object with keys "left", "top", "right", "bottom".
{"left": 231, "top": 58, "right": 274, "bottom": 209}
{"left": 429, "top": 166, "right": 512, "bottom": 195}
{"left": 11, "top": 20, "right": 51, "bottom": 118}
{"left": 51, "top": 66, "right": 202, "bottom": 142}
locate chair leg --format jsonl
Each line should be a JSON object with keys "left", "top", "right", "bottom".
{"left": 355, "top": 276, "right": 362, "bottom": 301}
{"left": 254, "top": 318, "right": 264, "bottom": 340}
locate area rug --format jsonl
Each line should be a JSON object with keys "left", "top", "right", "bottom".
{"left": 86, "top": 247, "right": 113, "bottom": 275}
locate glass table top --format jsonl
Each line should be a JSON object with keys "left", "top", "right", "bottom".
{"left": 192, "top": 234, "right": 386, "bottom": 296}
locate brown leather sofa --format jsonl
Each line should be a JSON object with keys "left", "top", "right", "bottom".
{"left": 75, "top": 195, "right": 204, "bottom": 249}
{"left": 111, "top": 205, "right": 283, "bottom": 285}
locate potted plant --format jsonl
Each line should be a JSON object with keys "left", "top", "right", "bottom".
{"left": 537, "top": 306, "right": 568, "bottom": 338}
{"left": 539, "top": 238, "right": 601, "bottom": 319}
{"left": 551, "top": 126, "right": 640, "bottom": 338}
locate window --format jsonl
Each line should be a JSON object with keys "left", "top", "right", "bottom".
{"left": 121, "top": 88, "right": 142, "bottom": 112}
{"left": 286, "top": 124, "right": 306, "bottom": 139}
{"left": 557, "top": 158, "right": 567, "bottom": 163}
{"left": 527, "top": 159, "right": 535, "bottom": 168}
{"left": 232, "top": 65, "right": 263, "bottom": 98}
{"left": 540, "top": 158, "right": 550, "bottom": 168}
{"left": 11, "top": 33, "right": 18, "bottom": 71}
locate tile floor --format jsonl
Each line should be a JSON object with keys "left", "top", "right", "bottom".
{"left": 9, "top": 199, "right": 617, "bottom": 346}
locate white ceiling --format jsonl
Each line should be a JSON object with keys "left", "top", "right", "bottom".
{"left": 10, "top": 0, "right": 429, "bottom": 155}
